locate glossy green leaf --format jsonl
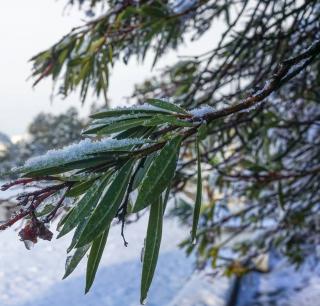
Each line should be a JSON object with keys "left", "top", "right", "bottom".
{"left": 85, "top": 228, "right": 109, "bottom": 293}
{"left": 90, "top": 107, "right": 170, "bottom": 119}
{"left": 140, "top": 196, "right": 164, "bottom": 304}
{"left": 143, "top": 114, "right": 193, "bottom": 127}
{"left": 66, "top": 180, "right": 95, "bottom": 197}
{"left": 133, "top": 136, "right": 182, "bottom": 212}
{"left": 132, "top": 154, "right": 156, "bottom": 190}
{"left": 67, "top": 218, "right": 88, "bottom": 253}
{"left": 76, "top": 160, "right": 135, "bottom": 247}
{"left": 191, "top": 137, "right": 202, "bottom": 242}
{"left": 21, "top": 156, "right": 109, "bottom": 177}
{"left": 63, "top": 244, "right": 91, "bottom": 279}
{"left": 84, "top": 114, "right": 153, "bottom": 134}
{"left": 94, "top": 118, "right": 153, "bottom": 135}
{"left": 146, "top": 98, "right": 189, "bottom": 115}
{"left": 58, "top": 174, "right": 111, "bottom": 239}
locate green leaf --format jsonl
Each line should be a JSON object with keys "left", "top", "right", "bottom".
{"left": 35, "top": 204, "right": 56, "bottom": 217}
{"left": 89, "top": 37, "right": 105, "bottom": 53}
{"left": 115, "top": 126, "right": 152, "bottom": 140}
{"left": 76, "top": 160, "right": 135, "bottom": 247}
{"left": 66, "top": 180, "right": 94, "bottom": 197}
{"left": 197, "top": 123, "right": 208, "bottom": 140}
{"left": 133, "top": 136, "right": 182, "bottom": 212}
{"left": 146, "top": 98, "right": 189, "bottom": 115}
{"left": 58, "top": 174, "right": 111, "bottom": 239}
{"left": 191, "top": 137, "right": 202, "bottom": 242}
{"left": 63, "top": 244, "right": 91, "bottom": 279}
{"left": 90, "top": 118, "right": 153, "bottom": 135}
{"left": 85, "top": 228, "right": 109, "bottom": 293}
{"left": 143, "top": 114, "right": 193, "bottom": 127}
{"left": 140, "top": 5, "right": 167, "bottom": 18}
{"left": 57, "top": 207, "right": 75, "bottom": 230}
{"left": 132, "top": 154, "right": 156, "bottom": 190}
{"left": 67, "top": 218, "right": 88, "bottom": 253}
{"left": 90, "top": 107, "right": 171, "bottom": 119}
{"left": 85, "top": 115, "right": 192, "bottom": 136}
{"left": 85, "top": 113, "right": 153, "bottom": 134}
{"left": 21, "top": 156, "right": 110, "bottom": 177}
{"left": 140, "top": 196, "right": 164, "bottom": 304}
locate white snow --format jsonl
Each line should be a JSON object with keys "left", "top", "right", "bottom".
{"left": 168, "top": 270, "right": 233, "bottom": 306}
{"left": 18, "top": 138, "right": 147, "bottom": 172}
{"left": 190, "top": 105, "right": 215, "bottom": 117}
{"left": 237, "top": 253, "right": 320, "bottom": 306}
{"left": 169, "top": 0, "right": 198, "bottom": 14}
{"left": 0, "top": 216, "right": 195, "bottom": 306}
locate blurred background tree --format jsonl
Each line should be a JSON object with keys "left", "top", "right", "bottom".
{"left": 0, "top": 108, "right": 84, "bottom": 177}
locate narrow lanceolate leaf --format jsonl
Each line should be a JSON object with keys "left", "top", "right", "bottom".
{"left": 58, "top": 173, "right": 111, "bottom": 239}
{"left": 90, "top": 106, "right": 171, "bottom": 119}
{"left": 140, "top": 196, "right": 164, "bottom": 304}
{"left": 191, "top": 137, "right": 202, "bottom": 242}
{"left": 85, "top": 228, "right": 109, "bottom": 293}
{"left": 133, "top": 136, "right": 182, "bottom": 212}
{"left": 83, "top": 117, "right": 151, "bottom": 135}
{"left": 146, "top": 98, "right": 189, "bottom": 115}
{"left": 132, "top": 154, "right": 156, "bottom": 190}
{"left": 76, "top": 160, "right": 135, "bottom": 247}
{"left": 66, "top": 180, "right": 94, "bottom": 197}
{"left": 63, "top": 244, "right": 91, "bottom": 279}
{"left": 67, "top": 218, "right": 88, "bottom": 253}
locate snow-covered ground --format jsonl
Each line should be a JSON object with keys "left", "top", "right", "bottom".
{"left": 237, "top": 253, "right": 320, "bottom": 306}
{"left": 0, "top": 214, "right": 196, "bottom": 306}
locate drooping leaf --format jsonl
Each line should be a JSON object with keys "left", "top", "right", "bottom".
{"left": 191, "top": 137, "right": 202, "bottom": 242}
{"left": 58, "top": 173, "right": 111, "bottom": 239}
{"left": 140, "top": 196, "right": 164, "bottom": 304}
{"left": 63, "top": 244, "right": 91, "bottom": 279}
{"left": 67, "top": 218, "right": 89, "bottom": 253}
{"left": 146, "top": 98, "right": 189, "bottom": 115}
{"left": 85, "top": 228, "right": 109, "bottom": 293}
{"left": 133, "top": 136, "right": 182, "bottom": 212}
{"left": 76, "top": 159, "right": 135, "bottom": 247}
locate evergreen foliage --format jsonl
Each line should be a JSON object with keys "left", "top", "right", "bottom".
{"left": 1, "top": 1, "right": 320, "bottom": 303}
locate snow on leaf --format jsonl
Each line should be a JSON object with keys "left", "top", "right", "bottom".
{"left": 16, "top": 138, "right": 146, "bottom": 173}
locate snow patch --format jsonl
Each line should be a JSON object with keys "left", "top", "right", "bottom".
{"left": 190, "top": 105, "right": 215, "bottom": 117}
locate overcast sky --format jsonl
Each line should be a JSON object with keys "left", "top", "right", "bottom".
{"left": 0, "top": 1, "right": 219, "bottom": 138}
